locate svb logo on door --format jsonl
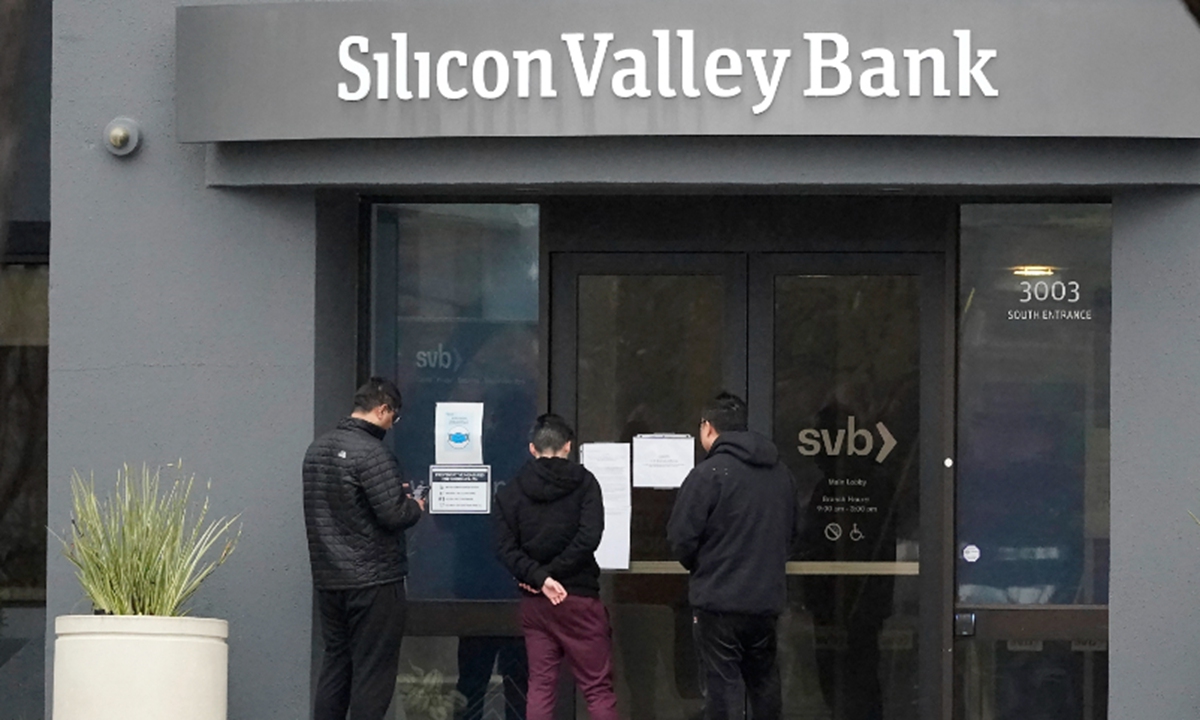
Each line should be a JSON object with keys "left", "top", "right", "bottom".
{"left": 797, "top": 415, "right": 897, "bottom": 463}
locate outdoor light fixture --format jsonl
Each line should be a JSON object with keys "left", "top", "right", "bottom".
{"left": 1010, "top": 265, "right": 1056, "bottom": 277}
{"left": 104, "top": 117, "right": 141, "bottom": 157}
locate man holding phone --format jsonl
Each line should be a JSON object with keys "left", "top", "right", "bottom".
{"left": 303, "top": 377, "right": 426, "bottom": 720}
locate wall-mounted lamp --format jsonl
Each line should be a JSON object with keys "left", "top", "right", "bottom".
{"left": 104, "top": 117, "right": 141, "bottom": 157}
{"left": 1011, "top": 265, "right": 1057, "bottom": 277}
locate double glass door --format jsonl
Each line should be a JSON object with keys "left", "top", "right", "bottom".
{"left": 551, "top": 252, "right": 948, "bottom": 720}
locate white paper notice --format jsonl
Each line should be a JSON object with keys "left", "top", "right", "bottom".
{"left": 580, "top": 443, "right": 632, "bottom": 570}
{"left": 434, "top": 402, "right": 484, "bottom": 465}
{"left": 632, "top": 434, "right": 695, "bottom": 489}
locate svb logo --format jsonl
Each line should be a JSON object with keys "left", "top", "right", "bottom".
{"left": 415, "top": 343, "right": 461, "bottom": 371}
{"left": 797, "top": 415, "right": 897, "bottom": 464}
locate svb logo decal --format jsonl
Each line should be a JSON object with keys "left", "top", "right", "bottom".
{"left": 797, "top": 415, "right": 897, "bottom": 464}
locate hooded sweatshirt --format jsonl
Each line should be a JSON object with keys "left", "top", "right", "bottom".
{"left": 493, "top": 457, "right": 605, "bottom": 598}
{"left": 667, "top": 431, "right": 802, "bottom": 615}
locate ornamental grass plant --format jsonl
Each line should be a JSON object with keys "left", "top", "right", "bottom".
{"left": 59, "top": 462, "right": 241, "bottom": 616}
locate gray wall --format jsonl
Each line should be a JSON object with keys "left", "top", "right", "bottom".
{"left": 205, "top": 136, "right": 1200, "bottom": 189}
{"left": 48, "top": 0, "right": 317, "bottom": 716}
{"left": 1111, "top": 188, "right": 1200, "bottom": 718}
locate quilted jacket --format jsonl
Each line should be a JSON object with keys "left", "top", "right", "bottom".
{"left": 303, "top": 417, "right": 423, "bottom": 590}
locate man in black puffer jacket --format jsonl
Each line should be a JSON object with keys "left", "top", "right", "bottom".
{"left": 668, "top": 392, "right": 806, "bottom": 720}
{"left": 494, "top": 414, "right": 617, "bottom": 720}
{"left": 304, "top": 377, "right": 424, "bottom": 720}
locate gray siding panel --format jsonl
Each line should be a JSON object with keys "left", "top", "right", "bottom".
{"left": 1111, "top": 189, "right": 1200, "bottom": 718}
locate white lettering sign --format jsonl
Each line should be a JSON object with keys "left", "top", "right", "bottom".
{"left": 797, "top": 416, "right": 898, "bottom": 464}
{"left": 336, "top": 29, "right": 998, "bottom": 112}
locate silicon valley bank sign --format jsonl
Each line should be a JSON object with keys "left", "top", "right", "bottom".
{"left": 336, "top": 30, "right": 997, "bottom": 115}
{"left": 175, "top": 1, "right": 1200, "bottom": 141}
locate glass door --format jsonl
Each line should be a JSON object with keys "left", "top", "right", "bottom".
{"left": 552, "top": 252, "right": 747, "bottom": 720}
{"left": 551, "top": 251, "right": 948, "bottom": 720}
{"left": 749, "top": 254, "right": 948, "bottom": 720}
{"left": 952, "top": 205, "right": 1111, "bottom": 720}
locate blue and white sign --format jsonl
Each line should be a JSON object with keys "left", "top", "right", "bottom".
{"left": 435, "top": 402, "right": 485, "bottom": 464}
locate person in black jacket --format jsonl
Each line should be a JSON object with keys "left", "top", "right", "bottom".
{"left": 667, "top": 392, "right": 802, "bottom": 720}
{"left": 493, "top": 414, "right": 618, "bottom": 720}
{"left": 304, "top": 377, "right": 425, "bottom": 720}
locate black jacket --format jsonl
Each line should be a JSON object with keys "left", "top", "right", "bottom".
{"left": 667, "top": 431, "right": 800, "bottom": 615}
{"left": 493, "top": 457, "right": 604, "bottom": 598}
{"left": 303, "top": 417, "right": 423, "bottom": 590}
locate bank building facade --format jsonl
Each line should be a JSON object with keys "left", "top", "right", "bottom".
{"left": 2, "top": 0, "right": 1200, "bottom": 718}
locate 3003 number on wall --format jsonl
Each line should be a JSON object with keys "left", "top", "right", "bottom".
{"left": 1019, "top": 280, "right": 1080, "bottom": 303}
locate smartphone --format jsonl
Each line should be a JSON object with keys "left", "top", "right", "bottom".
{"left": 412, "top": 483, "right": 429, "bottom": 503}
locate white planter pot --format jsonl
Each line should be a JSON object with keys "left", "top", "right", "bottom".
{"left": 53, "top": 614, "right": 228, "bottom": 720}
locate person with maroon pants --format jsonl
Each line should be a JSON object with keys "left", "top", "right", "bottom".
{"left": 494, "top": 414, "right": 619, "bottom": 720}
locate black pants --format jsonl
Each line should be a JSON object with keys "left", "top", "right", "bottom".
{"left": 692, "top": 610, "right": 781, "bottom": 720}
{"left": 455, "top": 635, "right": 529, "bottom": 720}
{"left": 314, "top": 580, "right": 408, "bottom": 720}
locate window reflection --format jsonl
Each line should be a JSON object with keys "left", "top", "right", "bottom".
{"left": 0, "top": 263, "right": 49, "bottom": 720}
{"left": 395, "top": 636, "right": 528, "bottom": 720}
{"left": 775, "top": 275, "right": 922, "bottom": 720}
{"left": 958, "top": 204, "right": 1111, "bottom": 606}
{"left": 954, "top": 640, "right": 1107, "bottom": 720}
{"left": 371, "top": 204, "right": 540, "bottom": 601}
{"left": 576, "top": 274, "right": 724, "bottom": 720}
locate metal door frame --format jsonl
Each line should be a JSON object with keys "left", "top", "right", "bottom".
{"left": 748, "top": 252, "right": 951, "bottom": 720}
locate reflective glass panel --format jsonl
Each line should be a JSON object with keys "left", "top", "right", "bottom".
{"left": 371, "top": 204, "right": 540, "bottom": 601}
{"left": 775, "top": 275, "right": 921, "bottom": 720}
{"left": 957, "top": 205, "right": 1111, "bottom": 605}
{"left": 578, "top": 275, "right": 725, "bottom": 560}
{"left": 954, "top": 639, "right": 1107, "bottom": 720}
{"left": 394, "top": 636, "right": 528, "bottom": 720}
{"left": 776, "top": 276, "right": 921, "bottom": 566}
{"left": 0, "top": 263, "right": 49, "bottom": 719}
{"left": 577, "top": 274, "right": 726, "bottom": 719}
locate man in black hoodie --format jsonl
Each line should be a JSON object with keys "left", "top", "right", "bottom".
{"left": 303, "top": 378, "right": 425, "bottom": 720}
{"left": 667, "top": 392, "right": 801, "bottom": 720}
{"left": 494, "top": 414, "right": 618, "bottom": 720}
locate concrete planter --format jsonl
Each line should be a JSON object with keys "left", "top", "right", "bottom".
{"left": 52, "top": 614, "right": 228, "bottom": 720}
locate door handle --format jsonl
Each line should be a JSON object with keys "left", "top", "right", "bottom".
{"left": 954, "top": 612, "right": 976, "bottom": 637}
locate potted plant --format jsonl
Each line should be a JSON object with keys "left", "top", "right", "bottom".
{"left": 399, "top": 663, "right": 467, "bottom": 720}
{"left": 51, "top": 462, "right": 240, "bottom": 720}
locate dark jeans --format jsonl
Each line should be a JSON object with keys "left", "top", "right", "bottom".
{"left": 521, "top": 594, "right": 618, "bottom": 720}
{"left": 692, "top": 609, "right": 781, "bottom": 720}
{"left": 455, "top": 635, "right": 529, "bottom": 720}
{"left": 314, "top": 580, "right": 408, "bottom": 720}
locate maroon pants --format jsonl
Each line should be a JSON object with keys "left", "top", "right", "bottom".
{"left": 521, "top": 594, "right": 619, "bottom": 720}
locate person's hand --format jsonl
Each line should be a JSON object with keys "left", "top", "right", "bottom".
{"left": 541, "top": 577, "right": 568, "bottom": 605}
{"left": 414, "top": 497, "right": 426, "bottom": 512}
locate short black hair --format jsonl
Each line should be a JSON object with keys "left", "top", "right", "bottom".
{"left": 529, "top": 413, "right": 575, "bottom": 453}
{"left": 353, "top": 377, "right": 403, "bottom": 413}
{"left": 701, "top": 392, "right": 748, "bottom": 433}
